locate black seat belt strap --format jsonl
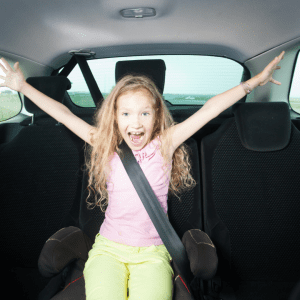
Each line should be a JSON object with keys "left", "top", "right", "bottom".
{"left": 119, "top": 140, "right": 194, "bottom": 285}
{"left": 56, "top": 55, "right": 78, "bottom": 77}
{"left": 73, "top": 55, "right": 104, "bottom": 107}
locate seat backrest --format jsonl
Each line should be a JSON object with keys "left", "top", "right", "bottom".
{"left": 115, "top": 59, "right": 166, "bottom": 94}
{"left": 201, "top": 102, "right": 300, "bottom": 285}
{"left": 0, "top": 76, "right": 85, "bottom": 268}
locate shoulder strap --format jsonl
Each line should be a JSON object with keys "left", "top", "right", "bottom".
{"left": 119, "top": 139, "right": 194, "bottom": 285}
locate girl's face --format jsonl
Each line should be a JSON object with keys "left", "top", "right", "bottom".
{"left": 117, "top": 88, "right": 156, "bottom": 151}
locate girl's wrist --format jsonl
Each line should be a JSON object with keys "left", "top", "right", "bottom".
{"left": 19, "top": 81, "right": 28, "bottom": 95}
{"left": 243, "top": 74, "right": 262, "bottom": 93}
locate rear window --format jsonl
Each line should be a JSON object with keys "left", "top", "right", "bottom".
{"left": 289, "top": 51, "right": 300, "bottom": 115}
{"left": 67, "top": 55, "right": 244, "bottom": 108}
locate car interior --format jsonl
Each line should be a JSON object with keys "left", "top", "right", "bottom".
{"left": 1, "top": 0, "right": 300, "bottom": 299}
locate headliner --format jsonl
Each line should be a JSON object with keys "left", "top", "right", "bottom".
{"left": 1, "top": 0, "right": 299, "bottom": 68}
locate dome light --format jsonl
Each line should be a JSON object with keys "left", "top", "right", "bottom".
{"left": 120, "top": 8, "right": 156, "bottom": 18}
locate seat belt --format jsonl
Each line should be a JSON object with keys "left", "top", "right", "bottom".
{"left": 72, "top": 51, "right": 104, "bottom": 107}
{"left": 118, "top": 140, "right": 195, "bottom": 291}
{"left": 56, "top": 49, "right": 104, "bottom": 107}
{"left": 55, "top": 55, "right": 77, "bottom": 77}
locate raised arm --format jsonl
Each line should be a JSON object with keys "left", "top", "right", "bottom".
{"left": 203, "top": 51, "right": 285, "bottom": 115}
{"left": 168, "top": 51, "right": 285, "bottom": 152}
{"left": 0, "top": 58, "right": 95, "bottom": 146}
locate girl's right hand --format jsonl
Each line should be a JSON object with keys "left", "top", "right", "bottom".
{"left": 0, "top": 58, "right": 25, "bottom": 92}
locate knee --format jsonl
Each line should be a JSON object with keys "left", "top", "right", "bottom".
{"left": 83, "top": 254, "right": 129, "bottom": 300}
{"left": 128, "top": 261, "right": 173, "bottom": 300}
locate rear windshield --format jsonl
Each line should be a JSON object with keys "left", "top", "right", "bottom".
{"left": 67, "top": 55, "right": 244, "bottom": 108}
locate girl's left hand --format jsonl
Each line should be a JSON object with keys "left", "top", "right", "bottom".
{"left": 257, "top": 51, "right": 285, "bottom": 86}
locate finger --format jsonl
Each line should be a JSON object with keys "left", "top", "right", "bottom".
{"left": 272, "top": 54, "right": 284, "bottom": 68}
{"left": 0, "top": 58, "right": 12, "bottom": 70}
{"left": 0, "top": 57, "right": 7, "bottom": 64}
{"left": 14, "top": 62, "right": 19, "bottom": 70}
{"left": 279, "top": 51, "right": 285, "bottom": 59}
{"left": 271, "top": 78, "right": 281, "bottom": 85}
{"left": 269, "top": 55, "right": 281, "bottom": 68}
{"left": 0, "top": 75, "right": 5, "bottom": 80}
{"left": 274, "top": 52, "right": 285, "bottom": 64}
{"left": 276, "top": 51, "right": 285, "bottom": 60}
{"left": 0, "top": 60, "right": 8, "bottom": 72}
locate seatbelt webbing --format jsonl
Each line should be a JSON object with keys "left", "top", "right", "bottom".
{"left": 74, "top": 55, "right": 104, "bottom": 107}
{"left": 119, "top": 140, "right": 194, "bottom": 284}
{"left": 56, "top": 55, "right": 77, "bottom": 77}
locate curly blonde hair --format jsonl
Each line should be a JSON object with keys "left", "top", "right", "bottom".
{"left": 85, "top": 74, "right": 197, "bottom": 212}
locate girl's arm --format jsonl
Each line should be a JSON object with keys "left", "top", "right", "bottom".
{"left": 203, "top": 51, "right": 284, "bottom": 116}
{"left": 0, "top": 58, "right": 95, "bottom": 146}
{"left": 168, "top": 51, "right": 285, "bottom": 152}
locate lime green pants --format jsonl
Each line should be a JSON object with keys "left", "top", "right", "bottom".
{"left": 83, "top": 233, "right": 174, "bottom": 300}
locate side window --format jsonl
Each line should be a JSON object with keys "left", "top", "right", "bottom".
{"left": 0, "top": 60, "right": 22, "bottom": 122}
{"left": 289, "top": 51, "right": 300, "bottom": 115}
{"left": 67, "top": 55, "right": 243, "bottom": 107}
{"left": 0, "top": 89, "right": 22, "bottom": 122}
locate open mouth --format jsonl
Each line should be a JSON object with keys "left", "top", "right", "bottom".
{"left": 128, "top": 132, "right": 145, "bottom": 145}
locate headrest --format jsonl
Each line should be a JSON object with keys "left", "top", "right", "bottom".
{"left": 24, "top": 76, "right": 71, "bottom": 114}
{"left": 115, "top": 59, "right": 166, "bottom": 94}
{"left": 232, "top": 102, "right": 291, "bottom": 152}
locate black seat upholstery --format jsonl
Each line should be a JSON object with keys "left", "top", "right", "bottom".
{"left": 36, "top": 59, "right": 215, "bottom": 300}
{"left": 115, "top": 59, "right": 166, "bottom": 94}
{"left": 39, "top": 139, "right": 211, "bottom": 300}
{"left": 0, "top": 76, "right": 85, "bottom": 299}
{"left": 201, "top": 102, "right": 300, "bottom": 300}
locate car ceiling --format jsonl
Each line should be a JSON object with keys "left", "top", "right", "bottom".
{"left": 1, "top": 0, "right": 300, "bottom": 69}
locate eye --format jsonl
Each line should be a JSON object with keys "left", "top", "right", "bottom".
{"left": 122, "top": 112, "right": 150, "bottom": 116}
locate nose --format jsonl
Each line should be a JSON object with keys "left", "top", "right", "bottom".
{"left": 131, "top": 115, "right": 143, "bottom": 127}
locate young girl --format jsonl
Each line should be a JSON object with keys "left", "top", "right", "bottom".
{"left": 0, "top": 51, "right": 284, "bottom": 300}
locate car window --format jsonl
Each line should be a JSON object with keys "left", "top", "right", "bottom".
{"left": 0, "top": 60, "right": 22, "bottom": 122}
{"left": 0, "top": 75, "right": 22, "bottom": 123}
{"left": 67, "top": 55, "right": 244, "bottom": 108}
{"left": 289, "top": 51, "right": 300, "bottom": 115}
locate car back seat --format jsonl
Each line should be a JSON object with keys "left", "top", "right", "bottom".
{"left": 201, "top": 102, "right": 300, "bottom": 300}
{"left": 37, "top": 59, "right": 208, "bottom": 299}
{"left": 37, "top": 136, "right": 203, "bottom": 300}
{"left": 0, "top": 76, "right": 86, "bottom": 299}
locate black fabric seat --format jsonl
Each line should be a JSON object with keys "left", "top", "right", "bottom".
{"left": 38, "top": 137, "right": 212, "bottom": 300}
{"left": 201, "top": 102, "right": 300, "bottom": 300}
{"left": 0, "top": 76, "right": 86, "bottom": 299}
{"left": 36, "top": 59, "right": 218, "bottom": 299}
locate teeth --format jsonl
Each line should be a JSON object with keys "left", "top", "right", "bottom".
{"left": 130, "top": 133, "right": 144, "bottom": 143}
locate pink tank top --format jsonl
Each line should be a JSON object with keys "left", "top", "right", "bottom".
{"left": 99, "top": 136, "right": 173, "bottom": 246}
